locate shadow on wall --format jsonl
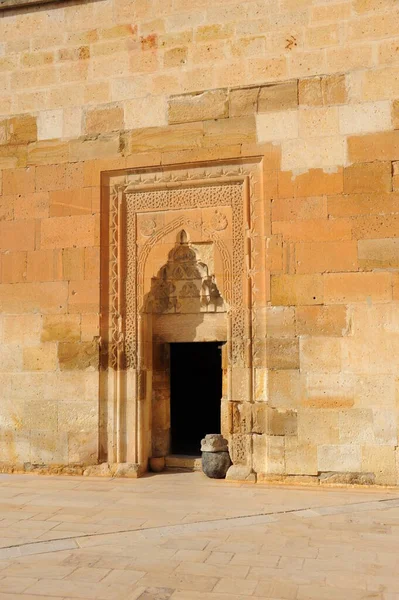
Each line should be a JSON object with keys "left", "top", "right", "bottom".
{"left": 143, "top": 229, "right": 225, "bottom": 320}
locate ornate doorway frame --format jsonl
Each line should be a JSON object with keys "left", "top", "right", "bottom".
{"left": 100, "top": 157, "right": 265, "bottom": 474}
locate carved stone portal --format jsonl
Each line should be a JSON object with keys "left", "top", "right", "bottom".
{"left": 100, "top": 158, "right": 265, "bottom": 476}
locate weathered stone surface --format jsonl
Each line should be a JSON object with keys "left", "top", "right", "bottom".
{"left": 168, "top": 89, "right": 228, "bottom": 124}
{"left": 83, "top": 463, "right": 112, "bottom": 477}
{"left": 113, "top": 462, "right": 140, "bottom": 478}
{"left": 202, "top": 451, "right": 231, "bottom": 479}
{"left": 200, "top": 434, "right": 228, "bottom": 452}
{"left": 225, "top": 465, "right": 256, "bottom": 482}
{"left": 58, "top": 342, "right": 98, "bottom": 370}
{"left": 319, "top": 471, "right": 376, "bottom": 485}
{"left": 229, "top": 87, "right": 259, "bottom": 117}
{"left": 258, "top": 81, "right": 298, "bottom": 112}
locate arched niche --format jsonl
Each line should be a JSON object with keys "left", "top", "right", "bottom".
{"left": 140, "top": 229, "right": 228, "bottom": 460}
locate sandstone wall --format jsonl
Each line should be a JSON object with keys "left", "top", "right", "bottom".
{"left": 0, "top": 0, "right": 398, "bottom": 482}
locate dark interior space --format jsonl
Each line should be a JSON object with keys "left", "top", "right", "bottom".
{"left": 170, "top": 342, "right": 223, "bottom": 456}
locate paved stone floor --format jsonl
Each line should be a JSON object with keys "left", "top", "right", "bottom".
{"left": 0, "top": 472, "right": 399, "bottom": 599}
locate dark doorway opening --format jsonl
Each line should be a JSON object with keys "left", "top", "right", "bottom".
{"left": 170, "top": 342, "right": 223, "bottom": 456}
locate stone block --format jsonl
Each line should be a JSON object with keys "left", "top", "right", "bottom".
{"left": 168, "top": 89, "right": 228, "bottom": 124}
{"left": 268, "top": 370, "right": 302, "bottom": 408}
{"left": 84, "top": 105, "right": 124, "bottom": 134}
{"left": 298, "top": 409, "right": 339, "bottom": 444}
{"left": 361, "top": 445, "right": 397, "bottom": 485}
{"left": 40, "top": 215, "right": 97, "bottom": 249}
{"left": 26, "top": 249, "right": 62, "bottom": 282}
{"left": 393, "top": 99, "right": 399, "bottom": 129}
{"left": 266, "top": 307, "right": 296, "bottom": 338}
{"left": 232, "top": 402, "right": 252, "bottom": 434}
{"left": 41, "top": 315, "right": 80, "bottom": 342}
{"left": 203, "top": 116, "right": 256, "bottom": 147}
{"left": 125, "top": 122, "right": 203, "bottom": 154}
{"left": 0, "top": 282, "right": 68, "bottom": 314}
{"left": 0, "top": 145, "right": 27, "bottom": 169}
{"left": 344, "top": 161, "right": 392, "bottom": 194}
{"left": 300, "top": 337, "right": 341, "bottom": 374}
{"left": 339, "top": 100, "right": 392, "bottom": 135}
{"left": 266, "top": 435, "right": 285, "bottom": 474}
{"left": 318, "top": 444, "right": 361, "bottom": 473}
{"left": 271, "top": 274, "right": 323, "bottom": 306}
{"left": 324, "top": 272, "right": 392, "bottom": 303}
{"left": 63, "top": 248, "right": 85, "bottom": 281}
{"left": 69, "top": 133, "right": 120, "bottom": 162}
{"left": 0, "top": 220, "right": 35, "bottom": 251}
{"left": 68, "top": 280, "right": 99, "bottom": 313}
{"left": 358, "top": 238, "right": 399, "bottom": 268}
{"left": 355, "top": 374, "right": 396, "bottom": 409}
{"left": 83, "top": 463, "right": 113, "bottom": 477}
{"left": 252, "top": 433, "right": 267, "bottom": 473}
{"left": 229, "top": 87, "right": 259, "bottom": 117}
{"left": 256, "top": 110, "right": 298, "bottom": 142}
{"left": 296, "top": 240, "right": 357, "bottom": 274}
{"left": 28, "top": 141, "right": 70, "bottom": 166}
{"left": 372, "top": 409, "right": 398, "bottom": 445}
{"left": 281, "top": 136, "right": 346, "bottom": 171}
{"left": 338, "top": 409, "right": 374, "bottom": 444}
{"left": 285, "top": 438, "right": 318, "bottom": 475}
{"left": 363, "top": 66, "right": 399, "bottom": 101}
{"left": 68, "top": 432, "right": 98, "bottom": 464}
{"left": 296, "top": 305, "right": 348, "bottom": 336}
{"left": 58, "top": 401, "right": 97, "bottom": 432}
{"left": 284, "top": 169, "right": 343, "bottom": 198}
{"left": 2, "top": 314, "right": 41, "bottom": 345}
{"left": 8, "top": 115, "right": 37, "bottom": 145}
{"left": 58, "top": 341, "right": 99, "bottom": 370}
{"left": 327, "top": 192, "right": 399, "bottom": 217}
{"left": 124, "top": 96, "right": 167, "bottom": 130}
{"left": 3, "top": 167, "right": 35, "bottom": 196}
{"left": 37, "top": 109, "right": 63, "bottom": 141}
{"left": 352, "top": 214, "right": 399, "bottom": 239}
{"left": 303, "top": 373, "right": 355, "bottom": 409}
{"left": 225, "top": 465, "right": 255, "bottom": 481}
{"left": 298, "top": 106, "right": 339, "bottom": 137}
{"left": 229, "top": 433, "right": 251, "bottom": 466}
{"left": 1, "top": 251, "right": 27, "bottom": 284}
{"left": 319, "top": 471, "right": 375, "bottom": 485}
{"left": 23, "top": 344, "right": 58, "bottom": 372}
{"left": 306, "top": 23, "right": 340, "bottom": 48}
{"left": 14, "top": 192, "right": 49, "bottom": 220}
{"left": 257, "top": 80, "right": 298, "bottom": 112}
{"left": 49, "top": 189, "right": 92, "bottom": 217}
{"left": 267, "top": 337, "right": 300, "bottom": 370}
{"left": 348, "top": 130, "right": 399, "bottom": 163}
{"left": 267, "top": 408, "right": 298, "bottom": 436}
{"left": 252, "top": 404, "right": 268, "bottom": 435}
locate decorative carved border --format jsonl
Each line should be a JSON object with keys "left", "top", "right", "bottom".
{"left": 102, "top": 158, "right": 263, "bottom": 468}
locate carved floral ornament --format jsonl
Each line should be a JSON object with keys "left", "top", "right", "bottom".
{"left": 139, "top": 217, "right": 157, "bottom": 237}
{"left": 210, "top": 210, "right": 228, "bottom": 232}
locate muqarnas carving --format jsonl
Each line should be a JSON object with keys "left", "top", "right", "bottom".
{"left": 144, "top": 230, "right": 225, "bottom": 315}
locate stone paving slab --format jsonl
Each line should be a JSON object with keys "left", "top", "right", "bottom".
{"left": 0, "top": 472, "right": 399, "bottom": 598}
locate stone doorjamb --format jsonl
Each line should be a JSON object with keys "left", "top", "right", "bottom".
{"left": 100, "top": 157, "right": 265, "bottom": 475}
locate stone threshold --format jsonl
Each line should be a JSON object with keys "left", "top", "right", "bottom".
{"left": 165, "top": 455, "right": 202, "bottom": 472}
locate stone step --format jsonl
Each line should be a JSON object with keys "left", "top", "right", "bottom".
{"left": 165, "top": 455, "right": 203, "bottom": 471}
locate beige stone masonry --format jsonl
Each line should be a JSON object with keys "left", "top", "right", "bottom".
{"left": 0, "top": 0, "right": 398, "bottom": 484}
